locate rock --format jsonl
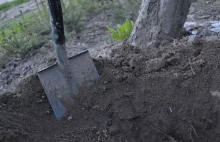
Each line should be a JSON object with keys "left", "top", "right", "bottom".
{"left": 210, "top": 27, "right": 220, "bottom": 33}
{"left": 96, "top": 131, "right": 101, "bottom": 135}
{"left": 205, "top": 36, "right": 218, "bottom": 41}
{"left": 108, "top": 126, "right": 119, "bottom": 136}
{"left": 67, "top": 116, "right": 73, "bottom": 121}
{"left": 107, "top": 120, "right": 112, "bottom": 126}
{"left": 211, "top": 22, "right": 220, "bottom": 28}
{"left": 116, "top": 75, "right": 126, "bottom": 82}
{"left": 167, "top": 57, "right": 180, "bottom": 66}
{"left": 155, "top": 50, "right": 162, "bottom": 58}
{"left": 210, "top": 90, "right": 220, "bottom": 99}
{"left": 184, "top": 22, "right": 198, "bottom": 31}
{"left": 162, "top": 52, "right": 174, "bottom": 59}
{"left": 188, "top": 35, "right": 197, "bottom": 43}
{"left": 192, "top": 30, "right": 198, "bottom": 35}
{"left": 192, "top": 59, "right": 206, "bottom": 67}
{"left": 198, "top": 15, "right": 210, "bottom": 19}
{"left": 123, "top": 92, "right": 133, "bottom": 97}
{"left": 146, "top": 58, "right": 166, "bottom": 72}
{"left": 129, "top": 57, "right": 136, "bottom": 68}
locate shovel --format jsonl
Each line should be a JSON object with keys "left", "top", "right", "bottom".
{"left": 38, "top": 0, "right": 99, "bottom": 120}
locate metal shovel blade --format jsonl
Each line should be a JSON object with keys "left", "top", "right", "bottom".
{"left": 38, "top": 50, "right": 99, "bottom": 119}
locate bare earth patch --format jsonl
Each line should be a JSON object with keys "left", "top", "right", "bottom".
{"left": 1, "top": 39, "right": 220, "bottom": 141}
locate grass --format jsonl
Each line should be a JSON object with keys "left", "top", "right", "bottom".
{"left": 0, "top": 0, "right": 141, "bottom": 67}
{"left": 0, "top": 0, "right": 29, "bottom": 11}
{"left": 0, "top": 9, "right": 49, "bottom": 59}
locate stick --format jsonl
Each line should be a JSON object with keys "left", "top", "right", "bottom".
{"left": 188, "top": 58, "right": 196, "bottom": 75}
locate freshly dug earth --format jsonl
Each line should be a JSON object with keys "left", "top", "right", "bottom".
{"left": 1, "top": 40, "right": 220, "bottom": 142}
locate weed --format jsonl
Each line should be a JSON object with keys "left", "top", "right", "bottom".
{"left": 106, "top": 19, "right": 134, "bottom": 40}
{"left": 0, "top": 10, "right": 47, "bottom": 64}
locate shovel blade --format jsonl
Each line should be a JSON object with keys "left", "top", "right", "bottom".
{"left": 38, "top": 50, "right": 99, "bottom": 119}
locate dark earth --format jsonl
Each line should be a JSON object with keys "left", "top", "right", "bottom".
{"left": 2, "top": 39, "right": 220, "bottom": 142}
{"left": 2, "top": 0, "right": 220, "bottom": 142}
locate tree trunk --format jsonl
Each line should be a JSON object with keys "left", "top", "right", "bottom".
{"left": 128, "top": 0, "right": 192, "bottom": 48}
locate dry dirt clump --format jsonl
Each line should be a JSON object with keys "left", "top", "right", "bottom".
{"left": 1, "top": 40, "right": 220, "bottom": 142}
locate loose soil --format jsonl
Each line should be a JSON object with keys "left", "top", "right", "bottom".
{"left": 1, "top": 39, "right": 220, "bottom": 142}
{"left": 1, "top": 0, "right": 220, "bottom": 142}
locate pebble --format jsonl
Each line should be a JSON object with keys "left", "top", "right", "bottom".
{"left": 146, "top": 58, "right": 166, "bottom": 72}
{"left": 108, "top": 126, "right": 119, "bottom": 136}
{"left": 67, "top": 116, "right": 73, "bottom": 121}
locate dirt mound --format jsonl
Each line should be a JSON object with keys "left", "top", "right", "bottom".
{"left": 1, "top": 40, "right": 220, "bottom": 141}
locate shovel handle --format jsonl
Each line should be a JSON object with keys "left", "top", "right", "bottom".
{"left": 47, "top": 0, "right": 65, "bottom": 45}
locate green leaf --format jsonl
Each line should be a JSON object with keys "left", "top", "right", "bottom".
{"left": 117, "top": 24, "right": 125, "bottom": 38}
{"left": 106, "top": 19, "right": 134, "bottom": 41}
{"left": 106, "top": 25, "right": 117, "bottom": 36}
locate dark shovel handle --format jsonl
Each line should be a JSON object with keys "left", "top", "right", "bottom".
{"left": 47, "top": 0, "right": 65, "bottom": 45}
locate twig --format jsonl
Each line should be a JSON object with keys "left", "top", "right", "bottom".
{"left": 188, "top": 58, "right": 196, "bottom": 75}
{"left": 189, "top": 130, "right": 194, "bottom": 142}
{"left": 191, "top": 125, "right": 199, "bottom": 138}
{"left": 147, "top": 123, "right": 177, "bottom": 142}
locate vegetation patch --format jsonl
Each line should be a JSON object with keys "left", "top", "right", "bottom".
{"left": 106, "top": 19, "right": 134, "bottom": 40}
{"left": 0, "top": 0, "right": 29, "bottom": 11}
{"left": 0, "top": 0, "right": 141, "bottom": 67}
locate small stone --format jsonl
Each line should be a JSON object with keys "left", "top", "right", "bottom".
{"left": 211, "top": 22, "right": 220, "bottom": 28}
{"left": 205, "top": 36, "right": 218, "bottom": 41}
{"left": 116, "top": 75, "right": 126, "bottom": 82}
{"left": 167, "top": 57, "right": 180, "bottom": 66}
{"left": 102, "top": 129, "right": 108, "bottom": 137}
{"left": 96, "top": 131, "right": 101, "bottom": 135}
{"left": 155, "top": 50, "right": 162, "bottom": 58}
{"left": 107, "top": 120, "right": 112, "bottom": 126}
{"left": 37, "top": 100, "right": 43, "bottom": 103}
{"left": 146, "top": 58, "right": 166, "bottom": 72}
{"left": 210, "top": 27, "right": 220, "bottom": 33}
{"left": 162, "top": 52, "right": 174, "bottom": 59}
{"left": 46, "top": 110, "right": 51, "bottom": 114}
{"left": 192, "top": 59, "right": 206, "bottom": 67}
{"left": 188, "top": 35, "right": 197, "bottom": 43}
{"left": 68, "top": 116, "right": 73, "bottom": 121}
{"left": 192, "top": 30, "right": 198, "bottom": 35}
{"left": 123, "top": 92, "right": 133, "bottom": 97}
{"left": 109, "top": 126, "right": 119, "bottom": 136}
{"left": 198, "top": 15, "right": 210, "bottom": 19}
{"left": 210, "top": 90, "right": 220, "bottom": 99}
{"left": 129, "top": 57, "right": 136, "bottom": 68}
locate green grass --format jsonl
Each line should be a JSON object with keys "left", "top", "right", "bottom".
{"left": 0, "top": 0, "right": 29, "bottom": 11}
{"left": 0, "top": 10, "right": 49, "bottom": 41}
{"left": 0, "top": 0, "right": 141, "bottom": 67}
{"left": 0, "top": 9, "right": 49, "bottom": 57}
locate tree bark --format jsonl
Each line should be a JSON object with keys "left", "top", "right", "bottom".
{"left": 128, "top": 0, "right": 192, "bottom": 48}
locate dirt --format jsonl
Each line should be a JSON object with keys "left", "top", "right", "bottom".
{"left": 1, "top": 0, "right": 220, "bottom": 93}
{"left": 1, "top": 39, "right": 220, "bottom": 142}
{"left": 1, "top": 0, "right": 220, "bottom": 141}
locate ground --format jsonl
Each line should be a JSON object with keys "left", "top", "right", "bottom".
{"left": 1, "top": 0, "right": 220, "bottom": 142}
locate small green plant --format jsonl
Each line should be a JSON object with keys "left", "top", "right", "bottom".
{"left": 106, "top": 19, "right": 134, "bottom": 40}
